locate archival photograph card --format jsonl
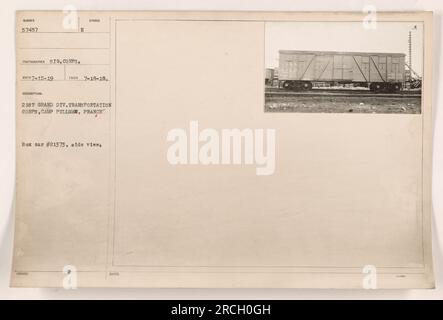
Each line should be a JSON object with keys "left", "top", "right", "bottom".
{"left": 12, "top": 11, "right": 434, "bottom": 288}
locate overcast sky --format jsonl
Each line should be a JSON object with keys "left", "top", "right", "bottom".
{"left": 265, "top": 22, "right": 423, "bottom": 76}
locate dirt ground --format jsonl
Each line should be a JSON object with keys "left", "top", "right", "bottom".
{"left": 265, "top": 96, "right": 421, "bottom": 114}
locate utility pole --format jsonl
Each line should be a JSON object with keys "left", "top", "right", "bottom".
{"left": 408, "top": 30, "right": 412, "bottom": 81}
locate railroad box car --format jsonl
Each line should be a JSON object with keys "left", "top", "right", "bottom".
{"left": 278, "top": 50, "right": 405, "bottom": 92}
{"left": 265, "top": 68, "right": 275, "bottom": 84}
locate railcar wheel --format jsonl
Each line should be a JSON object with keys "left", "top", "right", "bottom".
{"left": 390, "top": 83, "right": 401, "bottom": 93}
{"left": 370, "top": 83, "right": 383, "bottom": 93}
{"left": 282, "top": 81, "right": 292, "bottom": 90}
{"left": 302, "top": 82, "right": 313, "bottom": 91}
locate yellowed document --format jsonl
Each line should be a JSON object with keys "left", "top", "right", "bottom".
{"left": 12, "top": 11, "right": 434, "bottom": 288}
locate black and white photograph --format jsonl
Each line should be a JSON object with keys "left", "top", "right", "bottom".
{"left": 265, "top": 22, "right": 423, "bottom": 113}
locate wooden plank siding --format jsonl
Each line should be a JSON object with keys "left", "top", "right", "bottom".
{"left": 278, "top": 50, "right": 405, "bottom": 83}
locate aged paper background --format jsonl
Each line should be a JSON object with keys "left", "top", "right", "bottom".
{"left": 11, "top": 11, "right": 434, "bottom": 288}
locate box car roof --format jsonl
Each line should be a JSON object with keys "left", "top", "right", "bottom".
{"left": 279, "top": 50, "right": 406, "bottom": 56}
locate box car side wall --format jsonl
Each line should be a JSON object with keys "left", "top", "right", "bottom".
{"left": 278, "top": 52, "right": 405, "bottom": 83}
